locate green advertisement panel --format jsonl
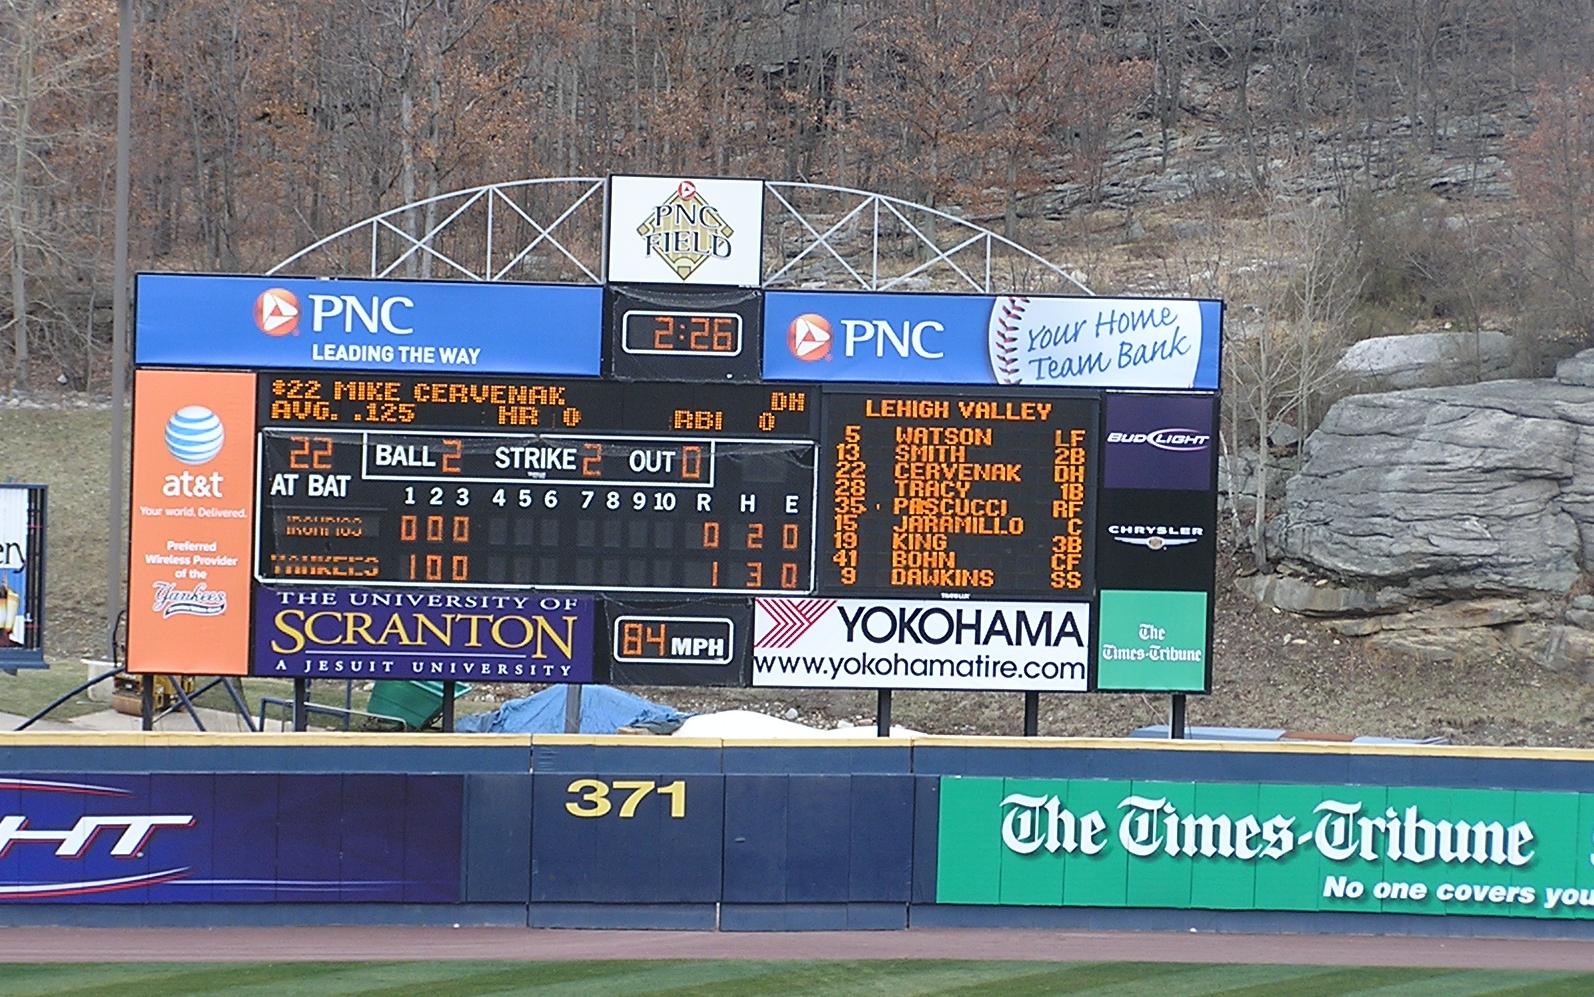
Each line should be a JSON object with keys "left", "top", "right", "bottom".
{"left": 1094, "top": 590, "right": 1208, "bottom": 692}
{"left": 936, "top": 776, "right": 1594, "bottom": 919}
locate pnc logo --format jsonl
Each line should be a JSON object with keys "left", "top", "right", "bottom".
{"left": 254, "top": 288, "right": 300, "bottom": 336}
{"left": 788, "top": 314, "right": 832, "bottom": 362}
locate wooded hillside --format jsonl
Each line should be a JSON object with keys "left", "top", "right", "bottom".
{"left": 2, "top": 0, "right": 1591, "bottom": 394}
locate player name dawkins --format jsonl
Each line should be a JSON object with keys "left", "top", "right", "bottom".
{"left": 866, "top": 399, "right": 1054, "bottom": 421}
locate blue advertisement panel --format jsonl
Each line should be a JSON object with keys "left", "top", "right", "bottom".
{"left": 0, "top": 774, "right": 461, "bottom": 903}
{"left": 252, "top": 587, "right": 597, "bottom": 682}
{"left": 134, "top": 273, "right": 602, "bottom": 375}
{"left": 1103, "top": 393, "right": 1217, "bottom": 491}
{"left": 531, "top": 772, "right": 724, "bottom": 903}
{"left": 763, "top": 291, "right": 1221, "bottom": 389}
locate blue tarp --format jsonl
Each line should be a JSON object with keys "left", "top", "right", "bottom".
{"left": 455, "top": 684, "right": 688, "bottom": 735}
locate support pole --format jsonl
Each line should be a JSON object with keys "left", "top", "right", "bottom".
{"left": 16, "top": 665, "right": 125, "bottom": 731}
{"left": 1023, "top": 692, "right": 1039, "bottom": 737}
{"left": 1169, "top": 694, "right": 1187, "bottom": 740}
{"left": 106, "top": 0, "right": 132, "bottom": 651}
{"left": 220, "top": 677, "right": 257, "bottom": 732}
{"left": 139, "top": 674, "right": 153, "bottom": 731}
{"left": 876, "top": 689, "right": 892, "bottom": 738}
{"left": 292, "top": 678, "right": 308, "bottom": 732}
{"left": 165, "top": 680, "right": 205, "bottom": 731}
{"left": 563, "top": 684, "right": 581, "bottom": 733}
{"left": 441, "top": 680, "right": 456, "bottom": 732}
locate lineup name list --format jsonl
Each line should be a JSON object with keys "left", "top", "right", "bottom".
{"left": 826, "top": 393, "right": 1094, "bottom": 597}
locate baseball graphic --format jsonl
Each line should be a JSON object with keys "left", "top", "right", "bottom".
{"left": 987, "top": 296, "right": 1205, "bottom": 388}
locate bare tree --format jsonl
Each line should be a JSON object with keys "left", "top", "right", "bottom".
{"left": 0, "top": 0, "right": 112, "bottom": 387}
{"left": 1512, "top": 73, "right": 1594, "bottom": 337}
{"left": 1225, "top": 198, "right": 1361, "bottom": 571}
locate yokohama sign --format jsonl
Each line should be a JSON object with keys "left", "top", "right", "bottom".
{"left": 752, "top": 597, "right": 1089, "bottom": 692}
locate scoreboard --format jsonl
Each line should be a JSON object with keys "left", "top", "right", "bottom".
{"left": 821, "top": 389, "right": 1094, "bottom": 598}
{"left": 128, "top": 211, "right": 1220, "bottom": 695}
{"left": 255, "top": 374, "right": 817, "bottom": 594}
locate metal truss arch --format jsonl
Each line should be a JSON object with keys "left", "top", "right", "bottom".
{"left": 271, "top": 177, "right": 1092, "bottom": 295}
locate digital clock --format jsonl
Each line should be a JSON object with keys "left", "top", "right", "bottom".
{"left": 622, "top": 310, "right": 743, "bottom": 356}
{"left": 606, "top": 284, "right": 763, "bottom": 382}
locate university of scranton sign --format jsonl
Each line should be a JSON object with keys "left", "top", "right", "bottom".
{"left": 253, "top": 587, "right": 596, "bottom": 682}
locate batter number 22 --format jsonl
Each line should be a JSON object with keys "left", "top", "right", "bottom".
{"left": 565, "top": 778, "right": 687, "bottom": 819}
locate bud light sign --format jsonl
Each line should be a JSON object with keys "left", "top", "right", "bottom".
{"left": 0, "top": 774, "right": 461, "bottom": 903}
{"left": 1103, "top": 394, "right": 1217, "bottom": 491}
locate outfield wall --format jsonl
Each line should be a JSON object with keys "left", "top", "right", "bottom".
{"left": 4, "top": 734, "right": 1594, "bottom": 937}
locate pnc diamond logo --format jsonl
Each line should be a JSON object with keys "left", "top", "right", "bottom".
{"left": 636, "top": 180, "right": 734, "bottom": 280}
{"left": 254, "top": 288, "right": 299, "bottom": 336}
{"left": 787, "top": 314, "right": 832, "bottom": 362}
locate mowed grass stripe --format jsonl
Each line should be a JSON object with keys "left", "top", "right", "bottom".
{"left": 1055, "top": 962, "right": 1426, "bottom": 997}
{"left": 1455, "top": 975, "right": 1594, "bottom": 997}
{"left": 1210, "top": 965, "right": 1456, "bottom": 997}
{"left": 3, "top": 962, "right": 1593, "bottom": 997}
{"left": 348, "top": 960, "right": 739, "bottom": 997}
{"left": 11, "top": 962, "right": 356, "bottom": 997}
{"left": 1302, "top": 970, "right": 1590, "bottom": 997}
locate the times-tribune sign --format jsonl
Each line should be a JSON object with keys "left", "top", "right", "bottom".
{"left": 937, "top": 775, "right": 1594, "bottom": 920}
{"left": 752, "top": 597, "right": 1089, "bottom": 692}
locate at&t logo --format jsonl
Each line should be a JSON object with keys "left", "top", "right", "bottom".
{"left": 162, "top": 405, "right": 226, "bottom": 497}
{"left": 164, "top": 406, "right": 224, "bottom": 465}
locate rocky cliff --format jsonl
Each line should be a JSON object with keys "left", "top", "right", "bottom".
{"left": 1260, "top": 349, "right": 1594, "bottom": 672}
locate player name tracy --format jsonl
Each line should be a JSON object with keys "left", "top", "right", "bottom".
{"left": 865, "top": 399, "right": 1055, "bottom": 421}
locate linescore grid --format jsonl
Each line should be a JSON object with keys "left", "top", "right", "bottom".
{"left": 257, "top": 375, "right": 819, "bottom": 595}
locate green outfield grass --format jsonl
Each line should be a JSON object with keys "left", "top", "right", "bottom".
{"left": 1, "top": 961, "right": 1591, "bottom": 996}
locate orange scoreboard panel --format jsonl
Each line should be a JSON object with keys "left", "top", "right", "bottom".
{"left": 821, "top": 388, "right": 1096, "bottom": 598}
{"left": 127, "top": 369, "right": 258, "bottom": 675}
